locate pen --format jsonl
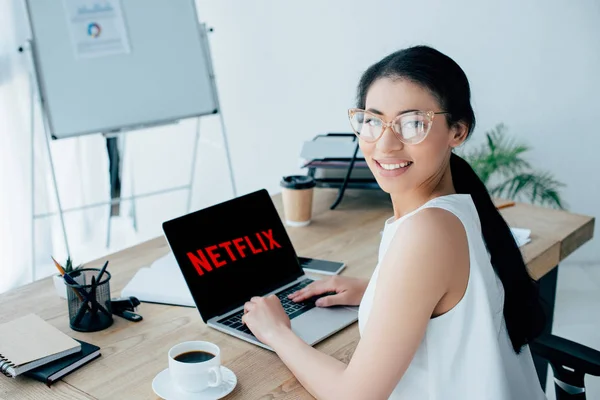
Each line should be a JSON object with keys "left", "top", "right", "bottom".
{"left": 96, "top": 260, "right": 109, "bottom": 284}
{"left": 497, "top": 201, "right": 516, "bottom": 210}
{"left": 52, "top": 257, "right": 94, "bottom": 305}
{"left": 62, "top": 270, "right": 86, "bottom": 302}
{"left": 51, "top": 256, "right": 66, "bottom": 276}
{"left": 90, "top": 276, "right": 98, "bottom": 320}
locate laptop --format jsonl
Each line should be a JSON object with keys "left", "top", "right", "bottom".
{"left": 162, "top": 189, "right": 358, "bottom": 351}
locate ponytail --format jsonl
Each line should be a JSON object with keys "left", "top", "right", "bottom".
{"left": 450, "top": 153, "right": 546, "bottom": 352}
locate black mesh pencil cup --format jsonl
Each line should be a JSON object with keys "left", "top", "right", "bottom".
{"left": 65, "top": 268, "right": 113, "bottom": 332}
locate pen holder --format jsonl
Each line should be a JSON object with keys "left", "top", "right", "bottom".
{"left": 65, "top": 268, "right": 113, "bottom": 332}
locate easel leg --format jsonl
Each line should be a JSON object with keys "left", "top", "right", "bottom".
{"left": 186, "top": 117, "right": 201, "bottom": 213}
{"left": 106, "top": 136, "right": 117, "bottom": 248}
{"left": 30, "top": 66, "right": 36, "bottom": 281}
{"left": 218, "top": 111, "right": 237, "bottom": 198}
{"left": 128, "top": 134, "right": 138, "bottom": 232}
{"left": 106, "top": 204, "right": 112, "bottom": 249}
{"left": 201, "top": 23, "right": 237, "bottom": 198}
{"left": 42, "top": 120, "right": 71, "bottom": 259}
{"left": 106, "top": 136, "right": 121, "bottom": 217}
{"left": 27, "top": 38, "right": 70, "bottom": 278}
{"left": 105, "top": 133, "right": 126, "bottom": 248}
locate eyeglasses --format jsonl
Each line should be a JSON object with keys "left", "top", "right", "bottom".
{"left": 347, "top": 108, "right": 450, "bottom": 145}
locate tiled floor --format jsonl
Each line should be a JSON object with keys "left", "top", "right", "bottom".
{"left": 545, "top": 262, "right": 600, "bottom": 399}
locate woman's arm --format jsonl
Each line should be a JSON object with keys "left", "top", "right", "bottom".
{"left": 245, "top": 208, "right": 469, "bottom": 400}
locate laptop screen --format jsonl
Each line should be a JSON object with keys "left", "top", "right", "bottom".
{"left": 162, "top": 189, "right": 304, "bottom": 322}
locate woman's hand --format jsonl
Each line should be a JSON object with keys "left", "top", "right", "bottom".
{"left": 288, "top": 276, "right": 369, "bottom": 307}
{"left": 242, "top": 295, "right": 291, "bottom": 346}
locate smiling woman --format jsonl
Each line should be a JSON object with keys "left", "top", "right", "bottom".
{"left": 241, "top": 45, "right": 547, "bottom": 400}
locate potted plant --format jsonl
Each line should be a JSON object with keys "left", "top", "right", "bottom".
{"left": 459, "top": 124, "right": 565, "bottom": 209}
{"left": 52, "top": 257, "right": 82, "bottom": 299}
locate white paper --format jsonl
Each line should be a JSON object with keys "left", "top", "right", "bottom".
{"left": 63, "top": 0, "right": 131, "bottom": 59}
{"left": 510, "top": 227, "right": 531, "bottom": 248}
{"left": 121, "top": 252, "right": 196, "bottom": 307}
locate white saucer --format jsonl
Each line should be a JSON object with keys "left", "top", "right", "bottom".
{"left": 152, "top": 366, "right": 237, "bottom": 400}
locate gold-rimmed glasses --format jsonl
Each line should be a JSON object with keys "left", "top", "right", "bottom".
{"left": 347, "top": 108, "right": 450, "bottom": 145}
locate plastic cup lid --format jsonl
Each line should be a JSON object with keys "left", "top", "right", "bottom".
{"left": 280, "top": 175, "right": 316, "bottom": 190}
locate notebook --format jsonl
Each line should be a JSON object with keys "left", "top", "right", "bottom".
{"left": 0, "top": 314, "right": 81, "bottom": 378}
{"left": 121, "top": 252, "right": 195, "bottom": 307}
{"left": 24, "top": 339, "right": 100, "bottom": 386}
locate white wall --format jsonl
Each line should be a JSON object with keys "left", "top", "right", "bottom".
{"left": 4, "top": 0, "right": 600, "bottom": 286}
{"left": 191, "top": 0, "right": 600, "bottom": 262}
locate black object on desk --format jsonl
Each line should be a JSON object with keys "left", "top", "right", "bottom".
{"left": 111, "top": 296, "right": 143, "bottom": 322}
{"left": 64, "top": 269, "right": 113, "bottom": 332}
{"left": 301, "top": 133, "right": 380, "bottom": 209}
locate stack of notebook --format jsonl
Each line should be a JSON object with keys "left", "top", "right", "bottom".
{"left": 0, "top": 314, "right": 101, "bottom": 386}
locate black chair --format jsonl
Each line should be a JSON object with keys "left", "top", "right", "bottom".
{"left": 531, "top": 334, "right": 600, "bottom": 399}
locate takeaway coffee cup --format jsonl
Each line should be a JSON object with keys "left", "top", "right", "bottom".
{"left": 280, "top": 175, "right": 316, "bottom": 227}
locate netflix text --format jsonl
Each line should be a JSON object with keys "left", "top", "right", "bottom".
{"left": 186, "top": 229, "right": 282, "bottom": 276}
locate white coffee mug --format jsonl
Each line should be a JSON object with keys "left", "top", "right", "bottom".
{"left": 168, "top": 341, "right": 222, "bottom": 392}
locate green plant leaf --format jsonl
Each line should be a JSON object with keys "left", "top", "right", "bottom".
{"left": 490, "top": 172, "right": 566, "bottom": 209}
{"left": 462, "top": 124, "right": 529, "bottom": 183}
{"left": 65, "top": 257, "right": 73, "bottom": 273}
{"left": 461, "top": 123, "right": 566, "bottom": 209}
{"left": 63, "top": 257, "right": 82, "bottom": 273}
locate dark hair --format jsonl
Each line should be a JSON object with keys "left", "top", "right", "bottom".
{"left": 356, "top": 45, "right": 545, "bottom": 353}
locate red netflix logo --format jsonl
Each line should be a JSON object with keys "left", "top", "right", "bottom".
{"left": 186, "top": 229, "right": 282, "bottom": 276}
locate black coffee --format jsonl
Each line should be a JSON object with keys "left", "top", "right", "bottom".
{"left": 174, "top": 350, "right": 215, "bottom": 363}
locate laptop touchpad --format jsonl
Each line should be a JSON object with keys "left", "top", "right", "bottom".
{"left": 291, "top": 307, "right": 358, "bottom": 345}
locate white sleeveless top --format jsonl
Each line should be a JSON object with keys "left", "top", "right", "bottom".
{"left": 358, "top": 194, "right": 546, "bottom": 400}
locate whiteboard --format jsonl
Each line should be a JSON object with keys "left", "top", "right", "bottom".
{"left": 25, "top": 0, "right": 218, "bottom": 140}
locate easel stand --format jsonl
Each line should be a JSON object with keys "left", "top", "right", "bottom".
{"left": 21, "top": 24, "right": 237, "bottom": 280}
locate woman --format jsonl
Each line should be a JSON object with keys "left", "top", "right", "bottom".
{"left": 242, "top": 45, "right": 547, "bottom": 399}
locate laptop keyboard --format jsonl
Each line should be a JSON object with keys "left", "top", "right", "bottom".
{"left": 217, "top": 279, "right": 318, "bottom": 336}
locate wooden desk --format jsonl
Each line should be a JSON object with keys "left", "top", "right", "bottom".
{"left": 0, "top": 189, "right": 594, "bottom": 400}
